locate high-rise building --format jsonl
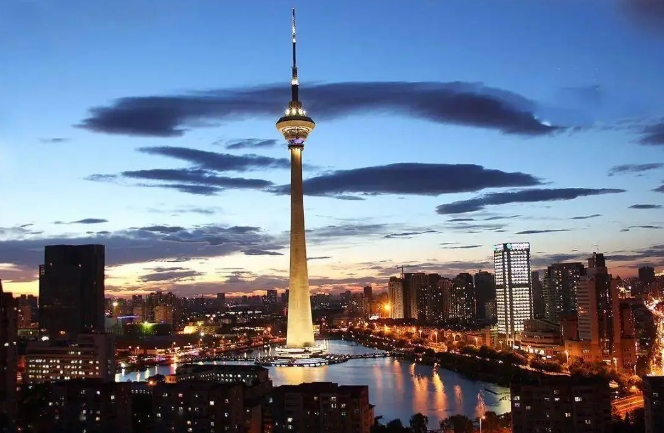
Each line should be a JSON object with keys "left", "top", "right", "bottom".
{"left": 0, "top": 280, "right": 18, "bottom": 428}
{"left": 402, "top": 272, "right": 427, "bottom": 319}
{"left": 474, "top": 271, "right": 495, "bottom": 321}
{"left": 216, "top": 292, "right": 226, "bottom": 311}
{"left": 639, "top": 266, "right": 656, "bottom": 284}
{"left": 16, "top": 294, "right": 38, "bottom": 328}
{"left": 494, "top": 242, "right": 532, "bottom": 341}
{"left": 270, "top": 382, "right": 374, "bottom": 433}
{"left": 511, "top": 374, "right": 612, "bottom": 433}
{"left": 543, "top": 262, "right": 586, "bottom": 322}
{"left": 424, "top": 278, "right": 451, "bottom": 324}
{"left": 531, "top": 271, "right": 545, "bottom": 319}
{"left": 363, "top": 286, "right": 373, "bottom": 316}
{"left": 39, "top": 244, "right": 105, "bottom": 340}
{"left": 577, "top": 253, "right": 619, "bottom": 362}
{"left": 387, "top": 277, "right": 404, "bottom": 319}
{"left": 276, "top": 9, "right": 316, "bottom": 349}
{"left": 449, "top": 273, "right": 475, "bottom": 320}
{"left": 264, "top": 289, "right": 279, "bottom": 313}
{"left": 643, "top": 375, "right": 664, "bottom": 433}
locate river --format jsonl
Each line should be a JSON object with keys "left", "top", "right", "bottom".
{"left": 115, "top": 340, "right": 510, "bottom": 428}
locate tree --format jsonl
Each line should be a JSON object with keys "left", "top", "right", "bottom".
{"left": 480, "top": 411, "right": 502, "bottom": 432}
{"left": 409, "top": 412, "right": 429, "bottom": 433}
{"left": 385, "top": 418, "right": 407, "bottom": 433}
{"left": 440, "top": 414, "right": 474, "bottom": 433}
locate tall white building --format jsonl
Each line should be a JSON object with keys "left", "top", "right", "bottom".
{"left": 388, "top": 277, "right": 404, "bottom": 319}
{"left": 494, "top": 242, "right": 533, "bottom": 342}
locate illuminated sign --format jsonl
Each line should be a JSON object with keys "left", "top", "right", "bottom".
{"left": 493, "top": 244, "right": 505, "bottom": 252}
{"left": 508, "top": 242, "right": 530, "bottom": 250}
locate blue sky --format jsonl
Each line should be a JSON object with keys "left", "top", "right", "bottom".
{"left": 1, "top": 0, "right": 663, "bottom": 297}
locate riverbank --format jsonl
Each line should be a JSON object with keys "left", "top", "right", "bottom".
{"left": 326, "top": 330, "right": 542, "bottom": 387}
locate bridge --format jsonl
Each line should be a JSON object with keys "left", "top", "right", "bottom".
{"left": 198, "top": 351, "right": 393, "bottom": 363}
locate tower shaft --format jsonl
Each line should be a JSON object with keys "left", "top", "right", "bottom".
{"left": 286, "top": 146, "right": 315, "bottom": 347}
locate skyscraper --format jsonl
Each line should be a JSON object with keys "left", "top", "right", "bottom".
{"left": 543, "top": 262, "right": 585, "bottom": 322}
{"left": 387, "top": 277, "right": 404, "bottom": 319}
{"left": 403, "top": 272, "right": 427, "bottom": 319}
{"left": 275, "top": 9, "right": 316, "bottom": 349}
{"left": 494, "top": 242, "right": 533, "bottom": 342}
{"left": 0, "top": 279, "right": 18, "bottom": 428}
{"left": 474, "top": 271, "right": 495, "bottom": 321}
{"left": 39, "top": 244, "right": 105, "bottom": 340}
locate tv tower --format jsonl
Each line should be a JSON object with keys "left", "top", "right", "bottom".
{"left": 276, "top": 8, "right": 316, "bottom": 349}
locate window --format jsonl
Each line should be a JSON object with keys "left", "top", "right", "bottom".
{"left": 575, "top": 396, "right": 582, "bottom": 402}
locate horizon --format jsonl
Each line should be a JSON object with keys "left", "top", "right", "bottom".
{"left": 1, "top": 0, "right": 663, "bottom": 298}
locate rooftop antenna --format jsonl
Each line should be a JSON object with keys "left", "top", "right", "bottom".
{"left": 396, "top": 265, "right": 404, "bottom": 279}
{"left": 290, "top": 8, "right": 299, "bottom": 102}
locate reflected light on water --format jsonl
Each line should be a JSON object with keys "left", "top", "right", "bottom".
{"left": 114, "top": 340, "right": 510, "bottom": 428}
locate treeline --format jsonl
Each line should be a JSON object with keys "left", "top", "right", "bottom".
{"left": 371, "top": 411, "right": 511, "bottom": 433}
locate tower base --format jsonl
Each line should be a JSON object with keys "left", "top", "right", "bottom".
{"left": 274, "top": 343, "right": 327, "bottom": 359}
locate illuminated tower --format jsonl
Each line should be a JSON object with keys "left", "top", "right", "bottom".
{"left": 276, "top": 9, "right": 316, "bottom": 348}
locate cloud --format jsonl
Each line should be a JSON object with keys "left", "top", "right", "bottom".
{"left": 139, "top": 269, "right": 203, "bottom": 283}
{"left": 87, "top": 167, "right": 274, "bottom": 196}
{"left": 436, "top": 188, "right": 625, "bottom": 214}
{"left": 443, "top": 244, "right": 482, "bottom": 249}
{"left": 608, "top": 163, "right": 664, "bottom": 176}
{"left": 0, "top": 223, "right": 285, "bottom": 273}
{"left": 308, "top": 256, "right": 332, "bottom": 261}
{"left": 621, "top": 225, "right": 662, "bottom": 232}
{"left": 224, "top": 138, "right": 280, "bottom": 150}
{"left": 571, "top": 214, "right": 602, "bottom": 220}
{"left": 55, "top": 218, "right": 108, "bottom": 225}
{"left": 622, "top": 0, "right": 664, "bottom": 35}
{"left": 448, "top": 218, "right": 475, "bottom": 222}
{"left": 639, "top": 122, "right": 664, "bottom": 145}
{"left": 655, "top": 184, "right": 664, "bottom": 193}
{"left": 515, "top": 229, "right": 570, "bottom": 235}
{"left": 137, "top": 146, "right": 289, "bottom": 172}
{"left": 242, "top": 249, "right": 283, "bottom": 256}
{"left": 308, "top": 223, "right": 388, "bottom": 242}
{"left": 271, "top": 163, "right": 541, "bottom": 198}
{"left": 39, "top": 138, "right": 70, "bottom": 143}
{"left": 78, "top": 81, "right": 561, "bottom": 138}
{"left": 383, "top": 230, "right": 438, "bottom": 239}
{"left": 629, "top": 204, "right": 662, "bottom": 209}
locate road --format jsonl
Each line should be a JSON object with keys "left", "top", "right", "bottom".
{"left": 612, "top": 395, "right": 644, "bottom": 418}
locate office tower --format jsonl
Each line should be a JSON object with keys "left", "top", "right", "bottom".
{"left": 264, "top": 289, "right": 278, "bottom": 313}
{"left": 387, "top": 277, "right": 404, "bottom": 319}
{"left": 494, "top": 242, "right": 533, "bottom": 342}
{"left": 639, "top": 266, "right": 656, "bottom": 284}
{"left": 39, "top": 244, "right": 105, "bottom": 340}
{"left": 543, "top": 262, "right": 586, "bottom": 322}
{"left": 0, "top": 280, "right": 17, "bottom": 428}
{"left": 363, "top": 286, "right": 373, "bottom": 315}
{"left": 449, "top": 273, "right": 475, "bottom": 320}
{"left": 644, "top": 376, "right": 664, "bottom": 433}
{"left": 474, "top": 271, "right": 495, "bottom": 321}
{"left": 402, "top": 272, "right": 427, "bottom": 319}
{"left": 216, "top": 292, "right": 226, "bottom": 311}
{"left": 511, "top": 374, "right": 612, "bottom": 433}
{"left": 270, "top": 382, "right": 374, "bottom": 433}
{"left": 577, "top": 253, "right": 619, "bottom": 362}
{"left": 531, "top": 271, "right": 545, "bottom": 319}
{"left": 276, "top": 10, "right": 316, "bottom": 348}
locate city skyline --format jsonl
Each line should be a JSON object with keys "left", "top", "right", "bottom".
{"left": 1, "top": 0, "right": 664, "bottom": 298}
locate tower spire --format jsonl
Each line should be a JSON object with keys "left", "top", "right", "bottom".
{"left": 291, "top": 8, "right": 299, "bottom": 102}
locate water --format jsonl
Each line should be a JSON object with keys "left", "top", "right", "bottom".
{"left": 116, "top": 340, "right": 510, "bottom": 428}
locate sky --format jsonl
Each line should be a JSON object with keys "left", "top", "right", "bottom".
{"left": 1, "top": 0, "right": 664, "bottom": 298}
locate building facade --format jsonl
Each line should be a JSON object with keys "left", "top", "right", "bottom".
{"left": 494, "top": 242, "right": 533, "bottom": 342}
{"left": 0, "top": 280, "right": 18, "bottom": 428}
{"left": 387, "top": 277, "right": 404, "bottom": 319}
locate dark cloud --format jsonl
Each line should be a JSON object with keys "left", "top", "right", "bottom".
{"left": 149, "top": 206, "right": 220, "bottom": 215}
{"left": 571, "top": 214, "right": 602, "bottom": 220}
{"left": 639, "top": 122, "right": 664, "bottom": 145}
{"left": 443, "top": 222, "right": 507, "bottom": 234}
{"left": 55, "top": 218, "right": 108, "bottom": 225}
{"left": 436, "top": 188, "right": 625, "bottom": 214}
{"left": 39, "top": 137, "right": 70, "bottom": 143}
{"left": 443, "top": 244, "right": 482, "bottom": 250}
{"left": 308, "top": 256, "right": 332, "bottom": 261}
{"left": 78, "top": 81, "right": 560, "bottom": 138}
{"left": 242, "top": 249, "right": 283, "bottom": 256}
{"left": 608, "top": 163, "right": 664, "bottom": 176}
{"left": 655, "top": 184, "right": 664, "bottom": 193}
{"left": 139, "top": 269, "right": 203, "bottom": 283}
{"left": 629, "top": 204, "right": 662, "bottom": 209}
{"left": 621, "top": 225, "right": 662, "bottom": 232}
{"left": 622, "top": 0, "right": 664, "bottom": 35}
{"left": 308, "top": 224, "right": 388, "bottom": 242}
{"left": 137, "top": 146, "right": 289, "bottom": 172}
{"left": 0, "top": 224, "right": 285, "bottom": 273}
{"left": 482, "top": 214, "right": 521, "bottom": 221}
{"left": 515, "top": 229, "right": 570, "bottom": 235}
{"left": 383, "top": 230, "right": 438, "bottom": 239}
{"left": 448, "top": 218, "right": 475, "bottom": 222}
{"left": 224, "top": 138, "right": 280, "bottom": 150}
{"left": 271, "top": 163, "right": 541, "bottom": 198}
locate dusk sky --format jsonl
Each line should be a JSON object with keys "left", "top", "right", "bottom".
{"left": 1, "top": 0, "right": 664, "bottom": 298}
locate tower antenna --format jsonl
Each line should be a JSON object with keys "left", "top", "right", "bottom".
{"left": 291, "top": 8, "right": 299, "bottom": 102}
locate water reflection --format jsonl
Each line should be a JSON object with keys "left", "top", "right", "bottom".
{"left": 115, "top": 340, "right": 510, "bottom": 427}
